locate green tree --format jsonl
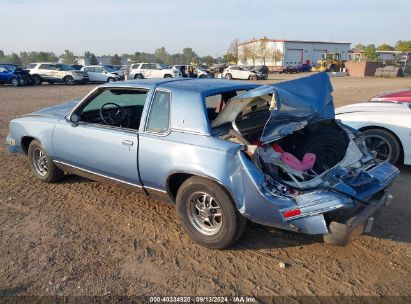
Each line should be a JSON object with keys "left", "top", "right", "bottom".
{"left": 90, "top": 54, "right": 98, "bottom": 65}
{"left": 111, "top": 54, "right": 122, "bottom": 65}
{"left": 377, "top": 43, "right": 394, "bottom": 51}
{"left": 181, "top": 48, "right": 198, "bottom": 64}
{"left": 201, "top": 55, "right": 215, "bottom": 66}
{"left": 0, "top": 50, "right": 4, "bottom": 58}
{"left": 60, "top": 50, "right": 76, "bottom": 64}
{"left": 154, "top": 47, "right": 169, "bottom": 63}
{"left": 362, "top": 44, "right": 379, "bottom": 61}
{"left": 395, "top": 40, "right": 411, "bottom": 52}
{"left": 354, "top": 44, "right": 366, "bottom": 50}
{"left": 227, "top": 38, "right": 239, "bottom": 64}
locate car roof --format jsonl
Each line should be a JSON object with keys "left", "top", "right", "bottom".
{"left": 100, "top": 78, "right": 260, "bottom": 94}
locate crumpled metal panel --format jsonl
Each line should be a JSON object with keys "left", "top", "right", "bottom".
{"left": 212, "top": 72, "right": 335, "bottom": 143}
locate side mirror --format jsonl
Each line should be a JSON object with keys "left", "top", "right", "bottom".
{"left": 70, "top": 114, "right": 80, "bottom": 124}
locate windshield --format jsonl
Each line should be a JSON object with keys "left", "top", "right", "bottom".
{"left": 104, "top": 66, "right": 116, "bottom": 72}
{"left": 57, "top": 64, "right": 75, "bottom": 71}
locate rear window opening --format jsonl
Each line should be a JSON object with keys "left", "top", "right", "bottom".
{"left": 205, "top": 90, "right": 248, "bottom": 123}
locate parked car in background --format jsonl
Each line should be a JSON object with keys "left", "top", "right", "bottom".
{"left": 172, "top": 65, "right": 210, "bottom": 78}
{"left": 0, "top": 64, "right": 33, "bottom": 87}
{"left": 6, "top": 74, "right": 399, "bottom": 248}
{"left": 222, "top": 66, "right": 263, "bottom": 80}
{"left": 369, "top": 88, "right": 411, "bottom": 103}
{"left": 128, "top": 63, "right": 181, "bottom": 79}
{"left": 102, "top": 65, "right": 125, "bottom": 78}
{"left": 81, "top": 65, "right": 122, "bottom": 83}
{"left": 279, "top": 66, "right": 299, "bottom": 74}
{"left": 336, "top": 102, "right": 411, "bottom": 165}
{"left": 28, "top": 63, "right": 89, "bottom": 85}
{"left": 295, "top": 64, "right": 312, "bottom": 72}
{"left": 249, "top": 65, "right": 269, "bottom": 80}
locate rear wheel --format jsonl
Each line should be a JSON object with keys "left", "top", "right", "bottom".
{"left": 32, "top": 75, "right": 42, "bottom": 85}
{"left": 362, "top": 129, "right": 401, "bottom": 164}
{"left": 28, "top": 140, "right": 64, "bottom": 183}
{"left": 134, "top": 74, "right": 143, "bottom": 79}
{"left": 164, "top": 74, "right": 172, "bottom": 78}
{"left": 176, "top": 176, "right": 247, "bottom": 249}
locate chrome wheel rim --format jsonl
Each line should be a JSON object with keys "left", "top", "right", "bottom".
{"left": 66, "top": 77, "right": 74, "bottom": 85}
{"left": 365, "top": 134, "right": 392, "bottom": 161}
{"left": 33, "top": 148, "right": 48, "bottom": 176}
{"left": 187, "top": 192, "right": 222, "bottom": 235}
{"left": 11, "top": 78, "right": 19, "bottom": 86}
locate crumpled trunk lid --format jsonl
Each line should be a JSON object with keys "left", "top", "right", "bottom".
{"left": 212, "top": 72, "right": 335, "bottom": 143}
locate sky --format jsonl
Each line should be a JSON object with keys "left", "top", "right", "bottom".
{"left": 0, "top": 0, "right": 409, "bottom": 57}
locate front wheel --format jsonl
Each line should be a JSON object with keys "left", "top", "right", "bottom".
{"left": 176, "top": 176, "right": 247, "bottom": 249}
{"left": 11, "top": 77, "right": 19, "bottom": 87}
{"left": 249, "top": 74, "right": 258, "bottom": 80}
{"left": 64, "top": 76, "right": 75, "bottom": 85}
{"left": 32, "top": 75, "right": 42, "bottom": 85}
{"left": 28, "top": 140, "right": 64, "bottom": 183}
{"left": 107, "top": 77, "right": 114, "bottom": 82}
{"left": 225, "top": 73, "right": 232, "bottom": 80}
{"left": 362, "top": 129, "right": 401, "bottom": 164}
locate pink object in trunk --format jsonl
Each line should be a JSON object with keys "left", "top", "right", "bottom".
{"left": 281, "top": 152, "right": 316, "bottom": 171}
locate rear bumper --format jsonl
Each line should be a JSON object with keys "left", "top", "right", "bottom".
{"left": 323, "top": 191, "right": 393, "bottom": 245}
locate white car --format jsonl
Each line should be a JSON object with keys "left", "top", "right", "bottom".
{"left": 172, "top": 65, "right": 209, "bottom": 78}
{"left": 336, "top": 102, "right": 411, "bottom": 165}
{"left": 128, "top": 63, "right": 181, "bottom": 79}
{"left": 81, "top": 65, "right": 122, "bottom": 83}
{"left": 222, "top": 66, "right": 261, "bottom": 80}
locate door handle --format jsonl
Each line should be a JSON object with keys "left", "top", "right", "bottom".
{"left": 122, "top": 140, "right": 134, "bottom": 146}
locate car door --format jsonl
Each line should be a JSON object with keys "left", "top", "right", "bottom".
{"left": 139, "top": 64, "right": 152, "bottom": 78}
{"left": 0, "top": 66, "right": 8, "bottom": 82}
{"left": 150, "top": 64, "right": 163, "bottom": 78}
{"left": 52, "top": 87, "right": 150, "bottom": 185}
{"left": 83, "top": 67, "right": 96, "bottom": 82}
{"left": 95, "top": 67, "right": 108, "bottom": 82}
{"left": 138, "top": 89, "right": 171, "bottom": 190}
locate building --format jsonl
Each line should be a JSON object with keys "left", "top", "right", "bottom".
{"left": 348, "top": 49, "right": 402, "bottom": 62}
{"left": 237, "top": 38, "right": 351, "bottom": 67}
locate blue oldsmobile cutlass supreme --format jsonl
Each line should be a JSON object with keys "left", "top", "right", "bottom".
{"left": 6, "top": 73, "right": 399, "bottom": 248}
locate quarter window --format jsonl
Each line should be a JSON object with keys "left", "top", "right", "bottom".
{"left": 146, "top": 91, "right": 170, "bottom": 133}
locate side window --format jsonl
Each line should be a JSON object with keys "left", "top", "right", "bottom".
{"left": 146, "top": 91, "right": 170, "bottom": 133}
{"left": 141, "top": 64, "right": 150, "bottom": 69}
{"left": 39, "top": 64, "right": 50, "bottom": 70}
{"left": 79, "top": 89, "right": 148, "bottom": 130}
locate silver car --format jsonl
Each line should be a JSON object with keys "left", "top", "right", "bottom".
{"left": 28, "top": 62, "right": 88, "bottom": 85}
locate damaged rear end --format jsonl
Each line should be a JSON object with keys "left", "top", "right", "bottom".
{"left": 212, "top": 73, "right": 399, "bottom": 245}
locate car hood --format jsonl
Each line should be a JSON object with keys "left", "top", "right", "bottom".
{"left": 25, "top": 100, "right": 80, "bottom": 119}
{"left": 336, "top": 101, "right": 411, "bottom": 115}
{"left": 370, "top": 88, "right": 411, "bottom": 103}
{"left": 212, "top": 72, "right": 335, "bottom": 143}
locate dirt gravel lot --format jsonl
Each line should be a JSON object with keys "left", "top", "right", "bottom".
{"left": 0, "top": 75, "right": 410, "bottom": 301}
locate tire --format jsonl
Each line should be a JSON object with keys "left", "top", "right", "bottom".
{"left": 28, "top": 140, "right": 64, "bottom": 183}
{"left": 199, "top": 75, "right": 206, "bottom": 79}
{"left": 107, "top": 77, "right": 114, "bottom": 82}
{"left": 362, "top": 129, "right": 401, "bottom": 164}
{"left": 11, "top": 77, "right": 19, "bottom": 87}
{"left": 32, "top": 75, "right": 42, "bottom": 85}
{"left": 64, "top": 75, "right": 75, "bottom": 85}
{"left": 225, "top": 73, "right": 232, "bottom": 80}
{"left": 250, "top": 74, "right": 257, "bottom": 81}
{"left": 134, "top": 74, "right": 143, "bottom": 79}
{"left": 176, "top": 176, "right": 247, "bottom": 249}
{"left": 164, "top": 74, "right": 172, "bottom": 78}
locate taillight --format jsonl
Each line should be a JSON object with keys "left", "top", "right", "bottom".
{"left": 282, "top": 208, "right": 301, "bottom": 219}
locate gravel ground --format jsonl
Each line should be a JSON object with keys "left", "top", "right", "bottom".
{"left": 0, "top": 76, "right": 410, "bottom": 301}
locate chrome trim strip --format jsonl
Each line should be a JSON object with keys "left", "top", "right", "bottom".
{"left": 53, "top": 160, "right": 167, "bottom": 194}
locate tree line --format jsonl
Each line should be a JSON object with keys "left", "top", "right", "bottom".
{"left": 353, "top": 41, "right": 411, "bottom": 61}
{"left": 0, "top": 47, "right": 222, "bottom": 66}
